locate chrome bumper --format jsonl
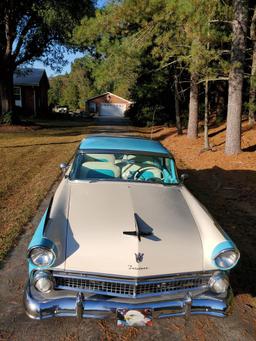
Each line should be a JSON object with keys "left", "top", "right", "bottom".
{"left": 24, "top": 283, "right": 233, "bottom": 320}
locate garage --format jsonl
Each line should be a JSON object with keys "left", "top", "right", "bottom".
{"left": 99, "top": 103, "right": 127, "bottom": 117}
{"left": 86, "top": 92, "right": 132, "bottom": 118}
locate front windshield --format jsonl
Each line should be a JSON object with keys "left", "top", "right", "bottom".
{"left": 69, "top": 152, "right": 178, "bottom": 185}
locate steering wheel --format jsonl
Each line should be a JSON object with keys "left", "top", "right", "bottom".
{"left": 132, "top": 165, "right": 164, "bottom": 182}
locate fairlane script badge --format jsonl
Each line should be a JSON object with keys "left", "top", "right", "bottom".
{"left": 135, "top": 253, "right": 144, "bottom": 263}
{"left": 128, "top": 253, "right": 148, "bottom": 270}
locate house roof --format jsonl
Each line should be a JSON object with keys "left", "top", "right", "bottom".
{"left": 79, "top": 135, "right": 170, "bottom": 156}
{"left": 86, "top": 92, "right": 132, "bottom": 104}
{"left": 13, "top": 68, "right": 48, "bottom": 87}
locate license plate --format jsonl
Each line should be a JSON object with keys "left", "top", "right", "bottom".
{"left": 116, "top": 309, "right": 153, "bottom": 327}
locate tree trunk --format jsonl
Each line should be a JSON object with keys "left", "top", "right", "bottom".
{"left": 225, "top": 0, "right": 248, "bottom": 155}
{"left": 204, "top": 79, "right": 210, "bottom": 150}
{"left": 0, "top": 67, "right": 14, "bottom": 115}
{"left": 248, "top": 7, "right": 256, "bottom": 127}
{"left": 174, "top": 74, "right": 182, "bottom": 135}
{"left": 187, "top": 72, "right": 199, "bottom": 139}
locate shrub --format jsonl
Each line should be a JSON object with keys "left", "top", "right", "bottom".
{"left": 0, "top": 111, "right": 21, "bottom": 125}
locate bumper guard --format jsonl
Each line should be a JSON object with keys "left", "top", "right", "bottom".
{"left": 24, "top": 282, "right": 233, "bottom": 320}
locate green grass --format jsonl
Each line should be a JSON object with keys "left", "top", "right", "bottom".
{"left": 0, "top": 123, "right": 89, "bottom": 262}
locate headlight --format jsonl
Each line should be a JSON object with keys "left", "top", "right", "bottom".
{"left": 214, "top": 249, "right": 240, "bottom": 269}
{"left": 29, "top": 247, "right": 55, "bottom": 267}
{"left": 33, "top": 271, "right": 54, "bottom": 293}
{"left": 209, "top": 272, "right": 229, "bottom": 294}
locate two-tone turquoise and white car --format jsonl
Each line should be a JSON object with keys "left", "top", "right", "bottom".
{"left": 24, "top": 135, "right": 239, "bottom": 326}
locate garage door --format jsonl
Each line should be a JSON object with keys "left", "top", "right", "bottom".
{"left": 99, "top": 103, "right": 126, "bottom": 117}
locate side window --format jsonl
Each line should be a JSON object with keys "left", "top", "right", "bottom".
{"left": 14, "top": 87, "right": 22, "bottom": 107}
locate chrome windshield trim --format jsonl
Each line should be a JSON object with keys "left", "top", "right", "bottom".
{"left": 77, "top": 148, "right": 170, "bottom": 158}
{"left": 67, "top": 178, "right": 179, "bottom": 186}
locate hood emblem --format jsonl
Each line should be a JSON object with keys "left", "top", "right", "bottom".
{"left": 135, "top": 253, "right": 144, "bottom": 263}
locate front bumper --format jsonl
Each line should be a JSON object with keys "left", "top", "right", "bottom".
{"left": 24, "top": 282, "right": 233, "bottom": 320}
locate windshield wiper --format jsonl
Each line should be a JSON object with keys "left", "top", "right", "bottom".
{"left": 123, "top": 213, "right": 152, "bottom": 241}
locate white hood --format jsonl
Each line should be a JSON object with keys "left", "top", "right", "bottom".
{"left": 64, "top": 182, "right": 204, "bottom": 277}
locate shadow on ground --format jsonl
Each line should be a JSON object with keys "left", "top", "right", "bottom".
{"left": 179, "top": 166, "right": 256, "bottom": 298}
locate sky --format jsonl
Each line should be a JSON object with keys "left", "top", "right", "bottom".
{"left": 32, "top": 0, "right": 106, "bottom": 78}
{"left": 33, "top": 50, "right": 85, "bottom": 78}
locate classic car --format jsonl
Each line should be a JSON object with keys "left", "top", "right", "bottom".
{"left": 24, "top": 135, "right": 239, "bottom": 325}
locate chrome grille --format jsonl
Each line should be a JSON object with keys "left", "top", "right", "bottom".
{"left": 54, "top": 272, "right": 211, "bottom": 298}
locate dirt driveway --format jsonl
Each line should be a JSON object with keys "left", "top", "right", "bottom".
{"left": 0, "top": 118, "right": 255, "bottom": 341}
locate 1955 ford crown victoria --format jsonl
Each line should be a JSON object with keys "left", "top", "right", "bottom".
{"left": 24, "top": 135, "right": 239, "bottom": 326}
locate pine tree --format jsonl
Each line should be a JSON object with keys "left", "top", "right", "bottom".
{"left": 187, "top": 72, "right": 199, "bottom": 138}
{"left": 225, "top": 0, "right": 248, "bottom": 155}
{"left": 248, "top": 6, "right": 256, "bottom": 127}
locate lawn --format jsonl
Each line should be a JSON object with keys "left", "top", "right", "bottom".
{"left": 0, "top": 122, "right": 90, "bottom": 263}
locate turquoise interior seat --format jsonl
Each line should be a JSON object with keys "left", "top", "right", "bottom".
{"left": 85, "top": 154, "right": 115, "bottom": 163}
{"left": 86, "top": 169, "right": 115, "bottom": 178}
{"left": 127, "top": 155, "right": 161, "bottom": 166}
{"left": 79, "top": 161, "right": 120, "bottom": 179}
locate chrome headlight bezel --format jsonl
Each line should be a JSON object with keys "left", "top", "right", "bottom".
{"left": 214, "top": 248, "right": 240, "bottom": 270}
{"left": 28, "top": 246, "right": 55, "bottom": 267}
{"left": 27, "top": 238, "right": 57, "bottom": 267}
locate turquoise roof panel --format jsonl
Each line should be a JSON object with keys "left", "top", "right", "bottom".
{"left": 79, "top": 136, "right": 170, "bottom": 156}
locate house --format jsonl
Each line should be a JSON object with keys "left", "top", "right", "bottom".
{"left": 86, "top": 92, "right": 132, "bottom": 118}
{"left": 13, "top": 68, "right": 49, "bottom": 116}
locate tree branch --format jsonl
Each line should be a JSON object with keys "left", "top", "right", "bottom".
{"left": 13, "top": 16, "right": 34, "bottom": 60}
{"left": 197, "top": 77, "right": 229, "bottom": 83}
{"left": 209, "top": 19, "right": 232, "bottom": 24}
{"left": 156, "top": 60, "right": 179, "bottom": 71}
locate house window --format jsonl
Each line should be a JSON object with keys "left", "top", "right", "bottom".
{"left": 88, "top": 102, "right": 96, "bottom": 113}
{"left": 14, "top": 87, "right": 22, "bottom": 107}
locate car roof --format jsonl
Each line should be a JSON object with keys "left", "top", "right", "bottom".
{"left": 79, "top": 135, "right": 171, "bottom": 157}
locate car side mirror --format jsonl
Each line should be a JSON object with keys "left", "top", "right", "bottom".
{"left": 59, "top": 162, "right": 68, "bottom": 174}
{"left": 180, "top": 173, "right": 189, "bottom": 183}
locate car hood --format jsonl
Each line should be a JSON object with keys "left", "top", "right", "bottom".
{"left": 64, "top": 182, "right": 204, "bottom": 277}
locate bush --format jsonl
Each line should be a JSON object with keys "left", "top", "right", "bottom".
{"left": 0, "top": 111, "right": 21, "bottom": 125}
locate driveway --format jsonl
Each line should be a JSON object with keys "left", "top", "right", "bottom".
{"left": 0, "top": 118, "right": 255, "bottom": 341}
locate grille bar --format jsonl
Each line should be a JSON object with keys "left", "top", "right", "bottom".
{"left": 54, "top": 272, "right": 211, "bottom": 298}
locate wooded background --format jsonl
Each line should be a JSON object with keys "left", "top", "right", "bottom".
{"left": 0, "top": 0, "right": 255, "bottom": 155}
{"left": 50, "top": 0, "right": 256, "bottom": 155}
